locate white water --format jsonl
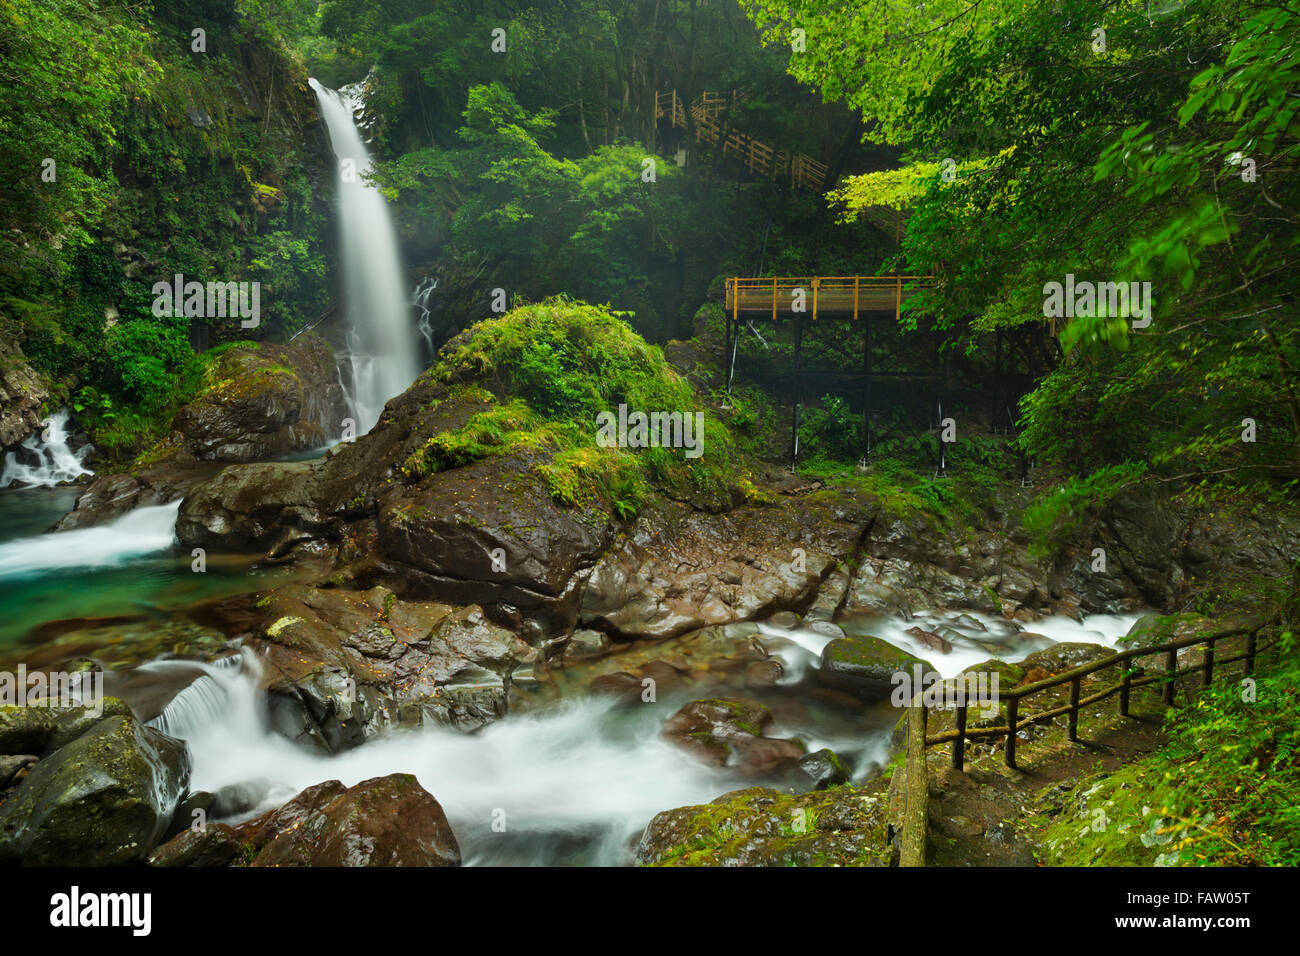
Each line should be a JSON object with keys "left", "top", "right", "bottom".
{"left": 156, "top": 649, "right": 741, "bottom": 866}
{"left": 1, "top": 410, "right": 93, "bottom": 488}
{"left": 758, "top": 609, "right": 1142, "bottom": 680}
{"left": 413, "top": 275, "right": 438, "bottom": 357}
{"left": 309, "top": 79, "right": 418, "bottom": 435}
{"left": 0, "top": 500, "right": 180, "bottom": 579}
{"left": 146, "top": 608, "right": 1145, "bottom": 866}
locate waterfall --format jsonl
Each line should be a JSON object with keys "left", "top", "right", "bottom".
{"left": 309, "top": 79, "right": 418, "bottom": 435}
{"left": 413, "top": 275, "right": 438, "bottom": 359}
{"left": 1, "top": 410, "right": 93, "bottom": 488}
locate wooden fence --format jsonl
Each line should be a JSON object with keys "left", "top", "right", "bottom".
{"left": 655, "top": 90, "right": 829, "bottom": 192}
{"left": 725, "top": 275, "right": 935, "bottom": 324}
{"left": 897, "top": 621, "right": 1266, "bottom": 866}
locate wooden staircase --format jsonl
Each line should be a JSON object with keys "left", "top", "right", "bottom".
{"left": 655, "top": 90, "right": 829, "bottom": 192}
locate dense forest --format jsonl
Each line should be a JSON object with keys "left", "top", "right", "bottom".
{"left": 0, "top": 0, "right": 1296, "bottom": 887}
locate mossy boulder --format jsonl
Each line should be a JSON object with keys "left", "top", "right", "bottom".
{"left": 637, "top": 781, "right": 892, "bottom": 866}
{"left": 0, "top": 696, "right": 133, "bottom": 756}
{"left": 167, "top": 336, "right": 347, "bottom": 463}
{"left": 0, "top": 714, "right": 190, "bottom": 865}
{"left": 1018, "top": 641, "right": 1115, "bottom": 676}
{"left": 818, "top": 636, "right": 938, "bottom": 698}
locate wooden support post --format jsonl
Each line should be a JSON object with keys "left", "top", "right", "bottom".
{"left": 952, "top": 705, "right": 967, "bottom": 772}
{"left": 1068, "top": 677, "right": 1080, "bottom": 742}
{"left": 792, "top": 311, "right": 803, "bottom": 462}
{"left": 772, "top": 277, "right": 777, "bottom": 322}
{"left": 1164, "top": 648, "right": 1178, "bottom": 704}
{"left": 993, "top": 329, "right": 1002, "bottom": 432}
{"left": 1119, "top": 666, "right": 1132, "bottom": 717}
{"left": 731, "top": 277, "right": 739, "bottom": 325}
{"left": 723, "top": 295, "right": 733, "bottom": 393}
{"left": 895, "top": 274, "right": 903, "bottom": 324}
{"left": 1204, "top": 637, "right": 1215, "bottom": 688}
{"left": 811, "top": 278, "right": 820, "bottom": 321}
{"left": 862, "top": 316, "right": 872, "bottom": 455}
{"left": 853, "top": 276, "right": 860, "bottom": 322}
{"left": 1005, "top": 696, "right": 1019, "bottom": 769}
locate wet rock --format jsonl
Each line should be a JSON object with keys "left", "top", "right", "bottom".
{"left": 169, "top": 337, "right": 345, "bottom": 463}
{"left": 639, "top": 660, "right": 691, "bottom": 698}
{"left": 562, "top": 628, "right": 610, "bottom": 663}
{"left": 211, "top": 778, "right": 273, "bottom": 818}
{"left": 661, "top": 698, "right": 805, "bottom": 777}
{"left": 0, "top": 697, "right": 133, "bottom": 755}
{"left": 795, "top": 748, "right": 851, "bottom": 791}
{"left": 1019, "top": 642, "right": 1115, "bottom": 675}
{"left": 197, "top": 587, "right": 533, "bottom": 748}
{"left": 245, "top": 774, "right": 460, "bottom": 867}
{"left": 906, "top": 626, "right": 953, "bottom": 654}
{"left": 588, "top": 671, "right": 647, "bottom": 706}
{"left": 580, "top": 494, "right": 873, "bottom": 641}
{"left": 743, "top": 659, "right": 783, "bottom": 690}
{"left": 818, "top": 636, "right": 938, "bottom": 699}
{"left": 0, "top": 754, "right": 37, "bottom": 790}
{"left": 637, "top": 782, "right": 891, "bottom": 866}
{"left": 148, "top": 823, "right": 243, "bottom": 867}
{"left": 0, "top": 714, "right": 190, "bottom": 866}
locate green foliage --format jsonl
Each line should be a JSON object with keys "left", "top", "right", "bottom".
{"left": 1042, "top": 649, "right": 1300, "bottom": 867}
{"left": 1022, "top": 462, "right": 1149, "bottom": 561}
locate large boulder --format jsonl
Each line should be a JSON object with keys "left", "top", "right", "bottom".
{"left": 818, "top": 636, "right": 938, "bottom": 699}
{"left": 637, "top": 782, "right": 892, "bottom": 867}
{"left": 579, "top": 491, "right": 875, "bottom": 641}
{"left": 194, "top": 585, "right": 535, "bottom": 749}
{"left": 168, "top": 337, "right": 347, "bottom": 463}
{"left": 0, "top": 714, "right": 190, "bottom": 865}
{"left": 0, "top": 697, "right": 133, "bottom": 755}
{"left": 242, "top": 774, "right": 460, "bottom": 867}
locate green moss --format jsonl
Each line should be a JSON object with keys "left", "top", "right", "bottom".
{"left": 402, "top": 298, "right": 758, "bottom": 520}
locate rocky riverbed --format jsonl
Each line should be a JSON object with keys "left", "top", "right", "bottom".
{"left": 3, "top": 307, "right": 1297, "bottom": 867}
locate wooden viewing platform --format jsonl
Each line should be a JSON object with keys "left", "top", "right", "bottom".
{"left": 720, "top": 275, "right": 939, "bottom": 460}
{"left": 725, "top": 275, "right": 935, "bottom": 324}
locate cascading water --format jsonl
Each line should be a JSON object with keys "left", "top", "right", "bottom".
{"left": 145, "top": 609, "right": 1143, "bottom": 866}
{"left": 309, "top": 79, "right": 418, "bottom": 435}
{"left": 0, "top": 410, "right": 93, "bottom": 488}
{"left": 413, "top": 275, "right": 438, "bottom": 359}
{"left": 0, "top": 500, "right": 181, "bottom": 579}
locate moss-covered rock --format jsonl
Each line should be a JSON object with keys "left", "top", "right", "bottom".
{"left": 0, "top": 696, "right": 132, "bottom": 756}
{"left": 818, "top": 635, "right": 937, "bottom": 698}
{"left": 637, "top": 781, "right": 892, "bottom": 866}
{"left": 0, "top": 714, "right": 190, "bottom": 865}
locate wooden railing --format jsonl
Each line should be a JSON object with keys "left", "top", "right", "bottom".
{"left": 897, "top": 621, "right": 1267, "bottom": 866}
{"left": 725, "top": 275, "right": 936, "bottom": 324}
{"left": 655, "top": 90, "right": 829, "bottom": 192}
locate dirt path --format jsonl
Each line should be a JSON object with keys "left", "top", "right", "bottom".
{"left": 924, "top": 686, "right": 1172, "bottom": 866}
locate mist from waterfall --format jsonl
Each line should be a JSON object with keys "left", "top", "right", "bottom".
{"left": 309, "top": 78, "right": 418, "bottom": 435}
